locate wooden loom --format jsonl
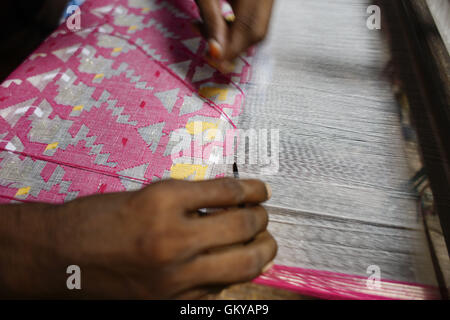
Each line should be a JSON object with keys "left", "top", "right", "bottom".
{"left": 0, "top": 0, "right": 448, "bottom": 300}
{"left": 378, "top": 0, "right": 450, "bottom": 300}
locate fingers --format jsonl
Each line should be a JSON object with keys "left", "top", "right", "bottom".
{"left": 188, "top": 205, "right": 269, "bottom": 253}
{"left": 179, "top": 231, "right": 277, "bottom": 289}
{"left": 194, "top": 0, "right": 274, "bottom": 73}
{"left": 139, "top": 178, "right": 270, "bottom": 213}
{"left": 134, "top": 179, "right": 270, "bottom": 271}
{"left": 176, "top": 178, "right": 271, "bottom": 211}
{"left": 223, "top": 0, "right": 274, "bottom": 63}
{"left": 195, "top": 0, "right": 227, "bottom": 58}
{"left": 175, "top": 287, "right": 212, "bottom": 299}
{"left": 175, "top": 285, "right": 225, "bottom": 299}
{"left": 222, "top": 0, "right": 253, "bottom": 62}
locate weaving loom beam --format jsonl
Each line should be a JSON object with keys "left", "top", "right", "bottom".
{"left": 380, "top": 0, "right": 450, "bottom": 255}
{"left": 378, "top": 0, "right": 450, "bottom": 299}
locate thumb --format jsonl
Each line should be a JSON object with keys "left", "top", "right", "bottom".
{"left": 195, "top": 0, "right": 227, "bottom": 59}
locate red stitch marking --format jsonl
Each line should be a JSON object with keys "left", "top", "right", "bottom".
{"left": 26, "top": 66, "right": 35, "bottom": 73}
{"left": 122, "top": 137, "right": 128, "bottom": 147}
{"left": 155, "top": 70, "right": 160, "bottom": 77}
{"left": 98, "top": 183, "right": 107, "bottom": 193}
{"left": 139, "top": 101, "right": 146, "bottom": 108}
{"left": 0, "top": 148, "right": 150, "bottom": 185}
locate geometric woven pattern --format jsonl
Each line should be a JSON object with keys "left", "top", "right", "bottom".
{"left": 0, "top": 0, "right": 252, "bottom": 203}
{"left": 1, "top": 0, "right": 439, "bottom": 300}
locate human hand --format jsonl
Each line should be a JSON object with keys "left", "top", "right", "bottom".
{"left": 195, "top": 0, "right": 275, "bottom": 73}
{"left": 0, "top": 178, "right": 276, "bottom": 299}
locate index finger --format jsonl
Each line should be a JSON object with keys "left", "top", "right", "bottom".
{"left": 176, "top": 178, "right": 271, "bottom": 211}
{"left": 195, "top": 0, "right": 228, "bottom": 54}
{"left": 223, "top": 0, "right": 274, "bottom": 63}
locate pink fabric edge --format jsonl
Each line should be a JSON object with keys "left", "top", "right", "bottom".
{"left": 253, "top": 264, "right": 441, "bottom": 300}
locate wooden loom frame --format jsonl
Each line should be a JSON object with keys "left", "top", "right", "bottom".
{"left": 380, "top": 0, "right": 449, "bottom": 253}
{"left": 378, "top": 0, "right": 449, "bottom": 299}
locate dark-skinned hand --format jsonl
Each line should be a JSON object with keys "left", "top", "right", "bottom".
{"left": 0, "top": 178, "right": 276, "bottom": 299}
{"left": 195, "top": 0, "right": 275, "bottom": 72}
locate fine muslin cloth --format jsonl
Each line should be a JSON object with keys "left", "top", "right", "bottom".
{"left": 0, "top": 0, "right": 250, "bottom": 201}
{"left": 0, "top": 0, "right": 441, "bottom": 299}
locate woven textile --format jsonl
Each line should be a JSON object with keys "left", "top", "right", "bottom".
{"left": 0, "top": 0, "right": 251, "bottom": 202}
{"left": 236, "top": 0, "right": 440, "bottom": 299}
{"left": 0, "top": 0, "right": 442, "bottom": 299}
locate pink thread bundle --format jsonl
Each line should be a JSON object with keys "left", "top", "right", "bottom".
{"left": 255, "top": 265, "right": 440, "bottom": 300}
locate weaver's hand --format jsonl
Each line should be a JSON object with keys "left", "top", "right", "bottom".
{"left": 0, "top": 178, "right": 276, "bottom": 299}
{"left": 195, "top": 0, "right": 274, "bottom": 73}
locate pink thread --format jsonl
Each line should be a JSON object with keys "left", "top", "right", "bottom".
{"left": 0, "top": 194, "right": 33, "bottom": 203}
{"left": 0, "top": 148, "right": 151, "bottom": 185}
{"left": 254, "top": 265, "right": 441, "bottom": 300}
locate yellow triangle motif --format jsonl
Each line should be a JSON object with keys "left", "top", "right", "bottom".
{"left": 94, "top": 73, "right": 104, "bottom": 80}
{"left": 170, "top": 164, "right": 208, "bottom": 181}
{"left": 15, "top": 186, "right": 30, "bottom": 197}
{"left": 45, "top": 142, "right": 59, "bottom": 151}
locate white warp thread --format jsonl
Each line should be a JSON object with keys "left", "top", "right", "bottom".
{"left": 236, "top": 0, "right": 437, "bottom": 285}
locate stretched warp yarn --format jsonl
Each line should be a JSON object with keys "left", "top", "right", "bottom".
{"left": 238, "top": 0, "right": 441, "bottom": 299}
{"left": 0, "top": 0, "right": 250, "bottom": 202}
{"left": 0, "top": 0, "right": 441, "bottom": 299}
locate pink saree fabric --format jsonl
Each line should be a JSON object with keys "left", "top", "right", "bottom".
{"left": 0, "top": 0, "right": 250, "bottom": 202}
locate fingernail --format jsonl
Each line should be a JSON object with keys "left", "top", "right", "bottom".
{"left": 208, "top": 39, "right": 222, "bottom": 60}
{"left": 218, "top": 60, "right": 235, "bottom": 74}
{"left": 264, "top": 183, "right": 272, "bottom": 199}
{"left": 225, "top": 13, "right": 236, "bottom": 22}
{"left": 262, "top": 261, "right": 274, "bottom": 273}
